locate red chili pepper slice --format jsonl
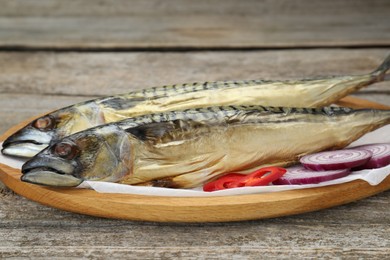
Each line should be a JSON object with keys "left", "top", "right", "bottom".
{"left": 235, "top": 167, "right": 287, "bottom": 187}
{"left": 203, "top": 173, "right": 246, "bottom": 192}
{"left": 203, "top": 167, "right": 287, "bottom": 192}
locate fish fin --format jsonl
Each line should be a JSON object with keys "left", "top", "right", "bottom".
{"left": 372, "top": 54, "right": 390, "bottom": 80}
{"left": 99, "top": 96, "right": 147, "bottom": 110}
{"left": 125, "top": 119, "right": 207, "bottom": 143}
{"left": 125, "top": 122, "right": 176, "bottom": 142}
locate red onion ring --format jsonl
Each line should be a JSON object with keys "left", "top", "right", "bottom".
{"left": 351, "top": 143, "right": 390, "bottom": 169}
{"left": 300, "top": 149, "right": 372, "bottom": 171}
{"left": 273, "top": 165, "right": 351, "bottom": 185}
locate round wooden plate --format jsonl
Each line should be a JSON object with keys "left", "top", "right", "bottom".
{"left": 0, "top": 96, "right": 389, "bottom": 222}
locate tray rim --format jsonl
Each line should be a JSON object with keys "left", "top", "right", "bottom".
{"left": 0, "top": 96, "right": 389, "bottom": 222}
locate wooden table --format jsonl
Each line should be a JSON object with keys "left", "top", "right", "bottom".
{"left": 0, "top": 1, "right": 389, "bottom": 258}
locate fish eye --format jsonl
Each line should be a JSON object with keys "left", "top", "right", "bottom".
{"left": 52, "top": 142, "right": 79, "bottom": 160}
{"left": 33, "top": 116, "right": 55, "bottom": 131}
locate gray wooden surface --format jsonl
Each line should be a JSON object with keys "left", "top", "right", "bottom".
{"left": 0, "top": 0, "right": 389, "bottom": 49}
{"left": 0, "top": 1, "right": 389, "bottom": 259}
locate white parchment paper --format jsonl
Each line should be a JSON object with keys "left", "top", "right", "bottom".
{"left": 1, "top": 125, "right": 389, "bottom": 197}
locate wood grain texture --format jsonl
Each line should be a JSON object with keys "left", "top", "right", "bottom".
{"left": 0, "top": 49, "right": 389, "bottom": 96}
{"left": 0, "top": 184, "right": 388, "bottom": 258}
{"left": 0, "top": 188, "right": 388, "bottom": 258}
{"left": 0, "top": 0, "right": 389, "bottom": 49}
{"left": 0, "top": 0, "right": 389, "bottom": 257}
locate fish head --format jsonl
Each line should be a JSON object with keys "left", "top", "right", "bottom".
{"left": 21, "top": 125, "right": 132, "bottom": 187}
{"left": 2, "top": 103, "right": 105, "bottom": 158}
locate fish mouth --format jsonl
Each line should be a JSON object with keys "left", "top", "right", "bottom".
{"left": 2, "top": 128, "right": 53, "bottom": 158}
{"left": 21, "top": 167, "right": 83, "bottom": 187}
{"left": 2, "top": 140, "right": 49, "bottom": 158}
{"left": 21, "top": 153, "right": 81, "bottom": 187}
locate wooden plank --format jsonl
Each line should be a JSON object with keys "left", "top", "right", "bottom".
{"left": 0, "top": 0, "right": 389, "bottom": 49}
{"left": 0, "top": 49, "right": 389, "bottom": 97}
{"left": 0, "top": 224, "right": 389, "bottom": 259}
{"left": 0, "top": 182, "right": 389, "bottom": 258}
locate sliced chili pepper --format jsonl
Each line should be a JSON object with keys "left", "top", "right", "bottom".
{"left": 235, "top": 167, "right": 287, "bottom": 187}
{"left": 202, "top": 173, "right": 245, "bottom": 192}
{"left": 203, "top": 167, "right": 287, "bottom": 192}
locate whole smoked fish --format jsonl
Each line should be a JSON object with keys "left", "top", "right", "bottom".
{"left": 21, "top": 105, "right": 390, "bottom": 188}
{"left": 2, "top": 55, "right": 389, "bottom": 158}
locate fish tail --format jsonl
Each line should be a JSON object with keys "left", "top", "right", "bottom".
{"left": 371, "top": 54, "right": 390, "bottom": 81}
{"left": 370, "top": 109, "right": 390, "bottom": 127}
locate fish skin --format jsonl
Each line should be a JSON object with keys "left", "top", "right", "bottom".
{"left": 21, "top": 105, "right": 390, "bottom": 188}
{"left": 2, "top": 54, "right": 390, "bottom": 158}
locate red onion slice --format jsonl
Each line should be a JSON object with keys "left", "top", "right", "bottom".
{"left": 300, "top": 149, "right": 372, "bottom": 171}
{"left": 351, "top": 143, "right": 390, "bottom": 169}
{"left": 273, "top": 165, "right": 351, "bottom": 185}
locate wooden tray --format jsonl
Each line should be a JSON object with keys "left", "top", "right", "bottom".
{"left": 1, "top": 96, "right": 389, "bottom": 222}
